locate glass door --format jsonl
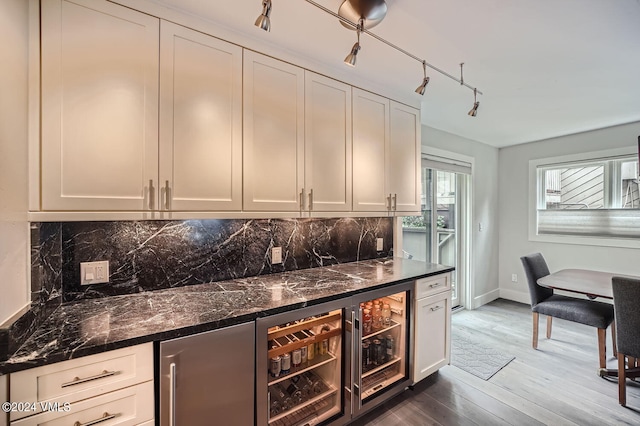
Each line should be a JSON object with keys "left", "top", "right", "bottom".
{"left": 351, "top": 282, "right": 412, "bottom": 418}
{"left": 256, "top": 300, "right": 345, "bottom": 426}
{"left": 402, "top": 167, "right": 469, "bottom": 308}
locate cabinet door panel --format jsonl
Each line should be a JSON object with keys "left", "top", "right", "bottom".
{"left": 413, "top": 291, "right": 451, "bottom": 382}
{"left": 159, "top": 22, "right": 242, "bottom": 211}
{"left": 305, "top": 72, "right": 352, "bottom": 212}
{"left": 389, "top": 102, "right": 421, "bottom": 213}
{"left": 243, "top": 51, "right": 304, "bottom": 211}
{"left": 41, "top": 0, "right": 159, "bottom": 211}
{"left": 352, "top": 89, "right": 390, "bottom": 212}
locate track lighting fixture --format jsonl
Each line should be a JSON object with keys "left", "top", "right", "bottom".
{"left": 468, "top": 88, "right": 480, "bottom": 117}
{"left": 255, "top": 0, "right": 272, "bottom": 32}
{"left": 344, "top": 19, "right": 363, "bottom": 67}
{"left": 415, "top": 60, "right": 430, "bottom": 95}
{"left": 254, "top": 0, "right": 484, "bottom": 113}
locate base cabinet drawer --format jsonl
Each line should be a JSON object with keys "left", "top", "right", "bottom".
{"left": 11, "top": 381, "right": 153, "bottom": 426}
{"left": 10, "top": 344, "right": 153, "bottom": 421}
{"left": 415, "top": 272, "right": 451, "bottom": 299}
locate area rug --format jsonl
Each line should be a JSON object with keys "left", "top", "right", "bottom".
{"left": 451, "top": 329, "right": 515, "bottom": 380}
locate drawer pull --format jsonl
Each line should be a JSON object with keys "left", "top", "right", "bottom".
{"left": 430, "top": 305, "right": 443, "bottom": 311}
{"left": 73, "top": 412, "right": 117, "bottom": 426}
{"left": 429, "top": 282, "right": 442, "bottom": 288}
{"left": 61, "top": 370, "right": 118, "bottom": 388}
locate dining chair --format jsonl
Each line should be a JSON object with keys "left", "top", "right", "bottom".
{"left": 611, "top": 276, "right": 640, "bottom": 407}
{"left": 520, "top": 253, "right": 616, "bottom": 368}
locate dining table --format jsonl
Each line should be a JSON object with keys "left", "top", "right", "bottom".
{"left": 538, "top": 268, "right": 640, "bottom": 379}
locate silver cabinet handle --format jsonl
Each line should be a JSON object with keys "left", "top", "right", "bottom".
{"left": 430, "top": 305, "right": 444, "bottom": 312}
{"left": 61, "top": 370, "right": 118, "bottom": 388}
{"left": 148, "top": 179, "right": 155, "bottom": 210}
{"left": 386, "top": 194, "right": 392, "bottom": 211}
{"left": 429, "top": 282, "right": 442, "bottom": 288}
{"left": 299, "top": 188, "right": 305, "bottom": 211}
{"left": 74, "top": 412, "right": 117, "bottom": 426}
{"left": 356, "top": 308, "right": 363, "bottom": 409}
{"left": 308, "top": 189, "right": 313, "bottom": 211}
{"left": 169, "top": 362, "right": 177, "bottom": 426}
{"left": 393, "top": 193, "right": 397, "bottom": 211}
{"left": 164, "top": 180, "right": 171, "bottom": 210}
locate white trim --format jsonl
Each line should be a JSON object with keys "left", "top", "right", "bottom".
{"left": 422, "top": 146, "right": 474, "bottom": 168}
{"left": 528, "top": 146, "right": 640, "bottom": 248}
{"left": 499, "top": 289, "right": 530, "bottom": 305}
{"left": 471, "top": 288, "right": 500, "bottom": 309}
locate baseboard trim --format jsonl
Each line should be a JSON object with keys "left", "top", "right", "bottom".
{"left": 472, "top": 288, "right": 500, "bottom": 309}
{"left": 499, "top": 289, "right": 530, "bottom": 305}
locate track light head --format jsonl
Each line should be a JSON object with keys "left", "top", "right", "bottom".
{"left": 415, "top": 61, "right": 429, "bottom": 95}
{"left": 344, "top": 42, "right": 361, "bottom": 67}
{"left": 415, "top": 77, "right": 430, "bottom": 95}
{"left": 345, "top": 19, "right": 363, "bottom": 67}
{"left": 467, "top": 88, "right": 479, "bottom": 117}
{"left": 468, "top": 101, "right": 480, "bottom": 117}
{"left": 255, "top": 0, "right": 272, "bottom": 32}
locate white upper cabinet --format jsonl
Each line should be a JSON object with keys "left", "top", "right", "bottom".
{"left": 41, "top": 0, "right": 159, "bottom": 211}
{"left": 304, "top": 72, "right": 352, "bottom": 213}
{"left": 159, "top": 22, "right": 242, "bottom": 211}
{"left": 243, "top": 51, "right": 305, "bottom": 212}
{"left": 389, "top": 101, "right": 421, "bottom": 213}
{"left": 352, "top": 89, "right": 421, "bottom": 214}
{"left": 352, "top": 88, "right": 390, "bottom": 212}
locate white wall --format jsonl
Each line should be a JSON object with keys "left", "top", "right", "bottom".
{"left": 0, "top": 0, "right": 30, "bottom": 324}
{"left": 423, "top": 126, "right": 500, "bottom": 308}
{"left": 498, "top": 122, "right": 640, "bottom": 303}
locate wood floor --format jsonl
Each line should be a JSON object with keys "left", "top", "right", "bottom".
{"left": 351, "top": 298, "right": 640, "bottom": 426}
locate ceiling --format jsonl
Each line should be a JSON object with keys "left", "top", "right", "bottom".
{"left": 155, "top": 0, "right": 640, "bottom": 148}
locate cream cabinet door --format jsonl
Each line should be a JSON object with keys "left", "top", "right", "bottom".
{"left": 304, "top": 72, "right": 352, "bottom": 213}
{"left": 243, "top": 51, "right": 304, "bottom": 212}
{"left": 41, "top": 0, "right": 159, "bottom": 211}
{"left": 159, "top": 22, "right": 242, "bottom": 211}
{"left": 389, "top": 101, "right": 421, "bottom": 213}
{"left": 413, "top": 290, "right": 451, "bottom": 383}
{"left": 352, "top": 88, "right": 390, "bottom": 212}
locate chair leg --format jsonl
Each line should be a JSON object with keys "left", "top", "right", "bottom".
{"left": 619, "top": 353, "right": 627, "bottom": 406}
{"left": 611, "top": 322, "right": 617, "bottom": 359}
{"left": 597, "top": 328, "right": 607, "bottom": 369}
{"left": 546, "top": 316, "right": 553, "bottom": 339}
{"left": 532, "top": 312, "right": 539, "bottom": 349}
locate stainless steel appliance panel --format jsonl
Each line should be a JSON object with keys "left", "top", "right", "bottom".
{"left": 159, "top": 322, "right": 255, "bottom": 426}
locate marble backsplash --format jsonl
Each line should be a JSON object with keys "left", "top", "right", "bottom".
{"left": 37, "top": 217, "right": 393, "bottom": 302}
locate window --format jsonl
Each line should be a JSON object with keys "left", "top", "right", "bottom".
{"left": 535, "top": 153, "right": 639, "bottom": 240}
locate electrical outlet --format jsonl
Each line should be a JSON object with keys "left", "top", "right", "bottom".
{"left": 80, "top": 261, "right": 110, "bottom": 285}
{"left": 511, "top": 273, "right": 518, "bottom": 283}
{"left": 376, "top": 238, "right": 384, "bottom": 251}
{"left": 271, "top": 247, "right": 282, "bottom": 264}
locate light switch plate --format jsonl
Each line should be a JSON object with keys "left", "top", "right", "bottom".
{"left": 376, "top": 238, "right": 384, "bottom": 251}
{"left": 80, "top": 261, "right": 110, "bottom": 285}
{"left": 271, "top": 247, "right": 283, "bottom": 264}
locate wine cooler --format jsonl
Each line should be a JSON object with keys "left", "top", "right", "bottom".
{"left": 256, "top": 282, "right": 413, "bottom": 425}
{"left": 256, "top": 299, "right": 346, "bottom": 426}
{"left": 347, "top": 281, "right": 412, "bottom": 419}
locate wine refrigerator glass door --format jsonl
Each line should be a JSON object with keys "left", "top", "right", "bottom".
{"left": 256, "top": 299, "right": 347, "bottom": 426}
{"left": 351, "top": 281, "right": 412, "bottom": 418}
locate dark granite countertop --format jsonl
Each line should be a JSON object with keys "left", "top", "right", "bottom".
{"left": 0, "top": 258, "right": 453, "bottom": 375}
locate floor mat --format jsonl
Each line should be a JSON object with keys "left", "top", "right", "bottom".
{"left": 451, "top": 329, "right": 515, "bottom": 380}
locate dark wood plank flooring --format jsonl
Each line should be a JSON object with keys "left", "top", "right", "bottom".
{"left": 350, "top": 299, "right": 640, "bottom": 425}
